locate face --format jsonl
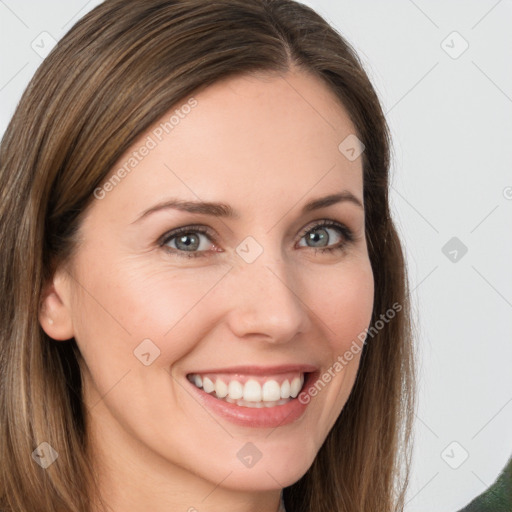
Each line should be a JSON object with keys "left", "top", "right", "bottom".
{"left": 41, "top": 69, "right": 374, "bottom": 504}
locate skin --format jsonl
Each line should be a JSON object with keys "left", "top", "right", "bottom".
{"left": 39, "top": 68, "right": 374, "bottom": 512}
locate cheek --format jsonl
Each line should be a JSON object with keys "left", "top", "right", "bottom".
{"left": 70, "top": 256, "right": 231, "bottom": 369}
{"left": 309, "top": 259, "right": 374, "bottom": 348}
{"left": 72, "top": 249, "right": 374, "bottom": 369}
{"left": 302, "top": 260, "right": 373, "bottom": 431}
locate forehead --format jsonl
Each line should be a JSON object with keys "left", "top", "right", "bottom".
{"left": 94, "top": 69, "right": 364, "bottom": 221}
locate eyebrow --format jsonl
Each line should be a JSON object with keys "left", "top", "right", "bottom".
{"left": 132, "top": 191, "right": 363, "bottom": 224}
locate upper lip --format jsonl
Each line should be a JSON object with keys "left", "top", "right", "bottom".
{"left": 187, "top": 364, "right": 319, "bottom": 376}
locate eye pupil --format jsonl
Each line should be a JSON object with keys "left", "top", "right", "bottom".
{"left": 176, "top": 233, "right": 199, "bottom": 251}
{"left": 307, "top": 228, "right": 328, "bottom": 247}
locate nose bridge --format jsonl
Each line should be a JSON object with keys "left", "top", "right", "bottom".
{"left": 224, "top": 239, "right": 309, "bottom": 341}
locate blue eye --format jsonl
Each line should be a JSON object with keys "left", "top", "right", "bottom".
{"left": 160, "top": 225, "right": 216, "bottom": 258}
{"left": 159, "top": 220, "right": 354, "bottom": 259}
{"left": 297, "top": 220, "right": 354, "bottom": 253}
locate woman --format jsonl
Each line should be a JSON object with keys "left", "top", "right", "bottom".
{"left": 0, "top": 1, "right": 415, "bottom": 511}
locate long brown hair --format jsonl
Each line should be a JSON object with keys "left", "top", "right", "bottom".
{"left": 0, "top": 1, "right": 416, "bottom": 510}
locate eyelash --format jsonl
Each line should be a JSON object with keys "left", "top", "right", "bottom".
{"left": 158, "top": 219, "right": 355, "bottom": 259}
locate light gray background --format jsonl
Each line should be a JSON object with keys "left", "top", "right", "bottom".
{"left": 1, "top": 1, "right": 511, "bottom": 510}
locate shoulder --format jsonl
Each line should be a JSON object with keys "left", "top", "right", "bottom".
{"left": 456, "top": 457, "right": 512, "bottom": 512}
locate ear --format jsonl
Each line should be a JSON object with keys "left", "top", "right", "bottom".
{"left": 39, "top": 269, "right": 75, "bottom": 341}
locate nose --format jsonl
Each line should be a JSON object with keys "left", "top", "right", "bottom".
{"left": 223, "top": 250, "right": 311, "bottom": 343}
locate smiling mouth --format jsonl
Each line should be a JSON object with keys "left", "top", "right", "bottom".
{"left": 186, "top": 371, "right": 308, "bottom": 408}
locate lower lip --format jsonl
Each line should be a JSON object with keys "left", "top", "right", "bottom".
{"left": 187, "top": 371, "right": 318, "bottom": 428}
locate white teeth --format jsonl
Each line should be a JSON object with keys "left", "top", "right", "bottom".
{"left": 214, "top": 378, "right": 228, "bottom": 398}
{"left": 280, "top": 379, "right": 291, "bottom": 399}
{"left": 202, "top": 377, "right": 215, "bottom": 394}
{"left": 262, "top": 380, "right": 281, "bottom": 401}
{"left": 243, "top": 380, "right": 262, "bottom": 402}
{"left": 225, "top": 397, "right": 290, "bottom": 408}
{"left": 188, "top": 373, "right": 306, "bottom": 404}
{"left": 227, "top": 380, "right": 243, "bottom": 400}
{"left": 290, "top": 376, "right": 303, "bottom": 398}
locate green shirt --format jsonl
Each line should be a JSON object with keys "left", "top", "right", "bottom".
{"left": 457, "top": 457, "right": 512, "bottom": 512}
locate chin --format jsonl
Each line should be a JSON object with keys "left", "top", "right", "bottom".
{"left": 213, "top": 450, "right": 316, "bottom": 492}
